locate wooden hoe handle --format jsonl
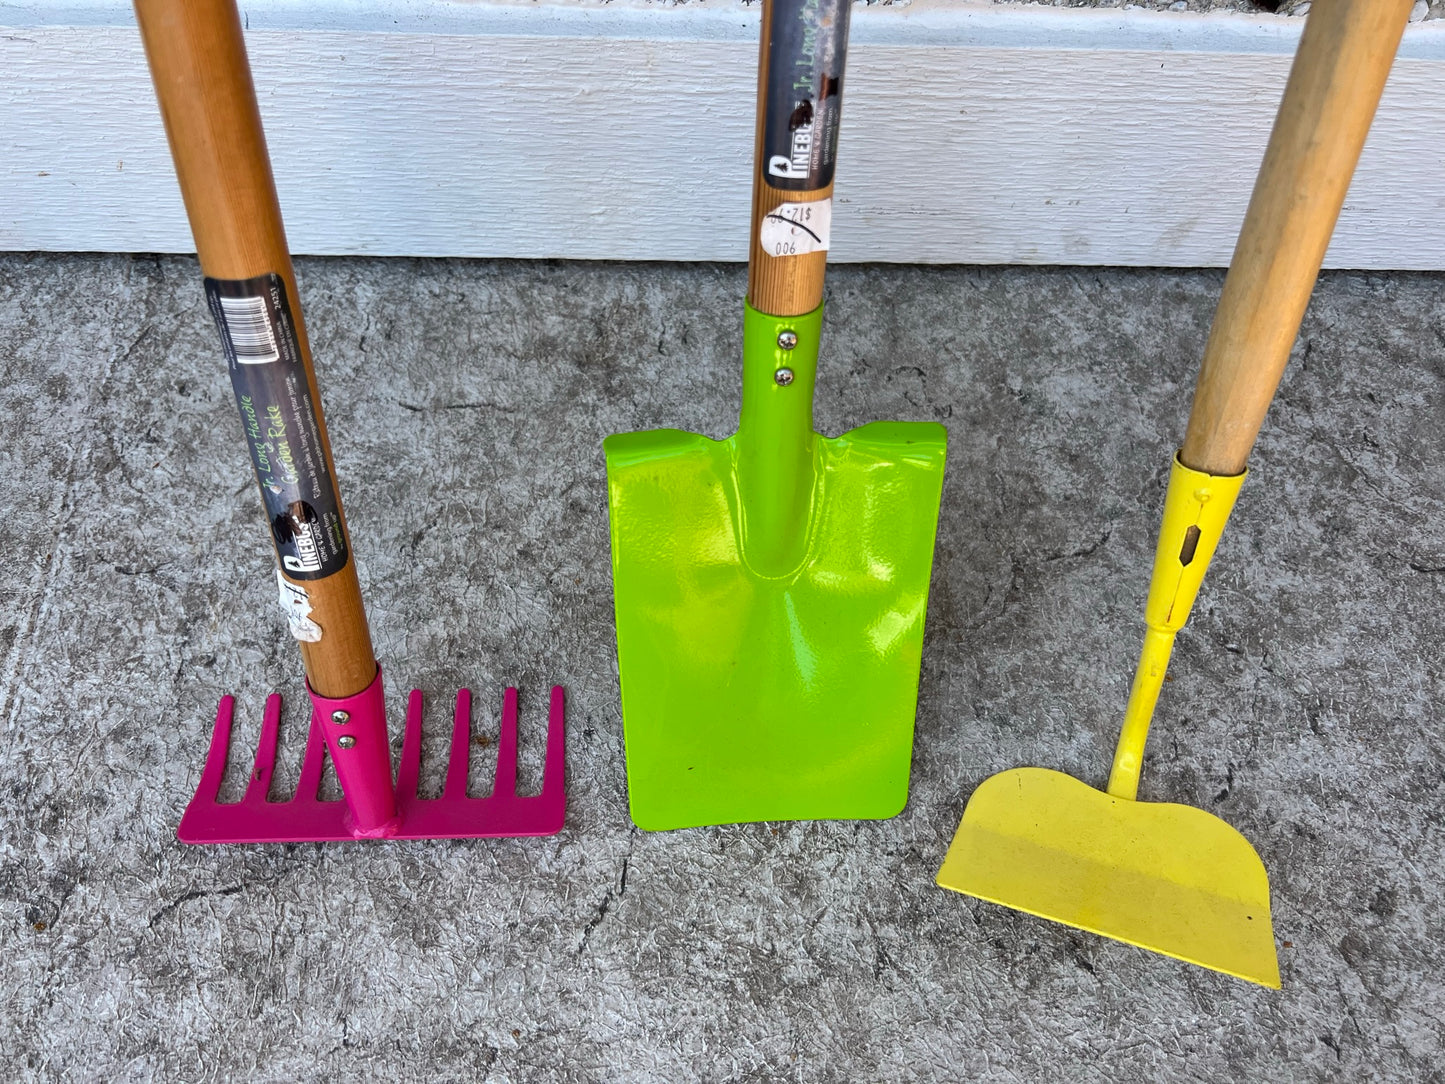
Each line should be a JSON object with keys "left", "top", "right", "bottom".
{"left": 1182, "top": 0, "right": 1411, "bottom": 476}
{"left": 136, "top": 0, "right": 377, "bottom": 698}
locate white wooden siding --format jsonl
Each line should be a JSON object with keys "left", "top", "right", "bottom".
{"left": 2, "top": 0, "right": 1444, "bottom": 267}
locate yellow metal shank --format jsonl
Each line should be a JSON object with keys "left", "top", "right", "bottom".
{"left": 1108, "top": 456, "right": 1246, "bottom": 800}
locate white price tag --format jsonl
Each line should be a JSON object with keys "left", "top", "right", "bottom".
{"left": 760, "top": 199, "right": 831, "bottom": 257}
{"left": 276, "top": 570, "right": 323, "bottom": 642}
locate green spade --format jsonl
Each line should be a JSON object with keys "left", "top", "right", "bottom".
{"left": 605, "top": 0, "right": 948, "bottom": 830}
{"left": 605, "top": 298, "right": 946, "bottom": 829}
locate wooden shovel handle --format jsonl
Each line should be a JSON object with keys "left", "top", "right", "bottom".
{"left": 746, "top": 0, "right": 844, "bottom": 317}
{"left": 1181, "top": 0, "right": 1410, "bottom": 476}
{"left": 135, "top": 0, "right": 376, "bottom": 698}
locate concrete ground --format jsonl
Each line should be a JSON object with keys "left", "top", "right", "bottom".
{"left": 0, "top": 254, "right": 1441, "bottom": 1082}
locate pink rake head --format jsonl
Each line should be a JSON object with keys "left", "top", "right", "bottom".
{"left": 178, "top": 668, "right": 566, "bottom": 843}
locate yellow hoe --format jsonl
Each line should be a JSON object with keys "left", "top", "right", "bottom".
{"left": 937, "top": 0, "right": 1412, "bottom": 988}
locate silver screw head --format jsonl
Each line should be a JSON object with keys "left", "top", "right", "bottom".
{"left": 777, "top": 330, "right": 798, "bottom": 350}
{"left": 336, "top": 735, "right": 357, "bottom": 750}
{"left": 774, "top": 367, "right": 795, "bottom": 387}
{"left": 330, "top": 710, "right": 350, "bottom": 725}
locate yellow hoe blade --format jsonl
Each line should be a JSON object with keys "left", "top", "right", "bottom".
{"left": 937, "top": 767, "right": 1278, "bottom": 988}
{"left": 938, "top": 457, "right": 1279, "bottom": 988}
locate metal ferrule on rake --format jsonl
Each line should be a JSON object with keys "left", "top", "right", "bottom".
{"left": 178, "top": 672, "right": 566, "bottom": 844}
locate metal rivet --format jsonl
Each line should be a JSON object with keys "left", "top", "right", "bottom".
{"left": 777, "top": 330, "right": 798, "bottom": 350}
{"left": 336, "top": 735, "right": 357, "bottom": 750}
{"left": 774, "top": 367, "right": 795, "bottom": 387}
{"left": 330, "top": 710, "right": 350, "bottom": 725}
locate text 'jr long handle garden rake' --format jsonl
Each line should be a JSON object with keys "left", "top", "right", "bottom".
{"left": 936, "top": 0, "right": 1410, "bottom": 987}
{"left": 136, "top": 0, "right": 565, "bottom": 843}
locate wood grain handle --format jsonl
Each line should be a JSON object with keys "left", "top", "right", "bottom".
{"left": 746, "top": 0, "right": 850, "bottom": 317}
{"left": 1181, "top": 0, "right": 1411, "bottom": 476}
{"left": 135, "top": 0, "right": 376, "bottom": 698}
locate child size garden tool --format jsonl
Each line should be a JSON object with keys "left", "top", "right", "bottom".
{"left": 604, "top": 0, "right": 947, "bottom": 830}
{"left": 936, "top": 0, "right": 1411, "bottom": 987}
{"left": 137, "top": 0, "right": 565, "bottom": 843}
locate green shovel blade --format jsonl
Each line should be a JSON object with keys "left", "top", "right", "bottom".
{"left": 604, "top": 303, "right": 947, "bottom": 830}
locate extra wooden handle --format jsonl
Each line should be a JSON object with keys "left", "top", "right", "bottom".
{"left": 746, "top": 0, "right": 836, "bottom": 317}
{"left": 136, "top": 0, "right": 376, "bottom": 698}
{"left": 1181, "top": 0, "right": 1410, "bottom": 476}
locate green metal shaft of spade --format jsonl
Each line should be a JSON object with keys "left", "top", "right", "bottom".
{"left": 736, "top": 303, "right": 823, "bottom": 577}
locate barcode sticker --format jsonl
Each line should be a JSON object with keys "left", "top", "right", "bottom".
{"left": 218, "top": 294, "right": 280, "bottom": 365}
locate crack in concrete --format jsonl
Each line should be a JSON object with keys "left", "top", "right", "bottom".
{"left": 398, "top": 400, "right": 516, "bottom": 414}
{"left": 1043, "top": 527, "right": 1113, "bottom": 563}
{"left": 147, "top": 884, "right": 246, "bottom": 930}
{"left": 577, "top": 853, "right": 632, "bottom": 957}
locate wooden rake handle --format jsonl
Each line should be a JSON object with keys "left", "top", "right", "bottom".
{"left": 1181, "top": 0, "right": 1411, "bottom": 476}
{"left": 135, "top": 0, "right": 377, "bottom": 698}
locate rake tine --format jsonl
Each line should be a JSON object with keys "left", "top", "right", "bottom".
{"left": 396, "top": 689, "right": 425, "bottom": 800}
{"left": 493, "top": 687, "right": 519, "bottom": 797}
{"left": 242, "top": 693, "right": 283, "bottom": 804}
{"left": 295, "top": 705, "right": 329, "bottom": 804}
{"left": 192, "top": 695, "right": 237, "bottom": 804}
{"left": 541, "top": 685, "right": 566, "bottom": 798}
{"left": 443, "top": 689, "right": 472, "bottom": 799}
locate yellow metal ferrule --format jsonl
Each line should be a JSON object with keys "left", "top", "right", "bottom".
{"left": 1107, "top": 455, "right": 1247, "bottom": 800}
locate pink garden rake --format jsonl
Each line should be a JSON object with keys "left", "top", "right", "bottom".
{"left": 179, "top": 685, "right": 566, "bottom": 843}
{"left": 139, "top": 0, "right": 566, "bottom": 844}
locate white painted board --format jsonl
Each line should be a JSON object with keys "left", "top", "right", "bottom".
{"left": 2, "top": 0, "right": 1444, "bottom": 267}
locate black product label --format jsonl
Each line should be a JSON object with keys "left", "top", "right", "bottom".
{"left": 205, "top": 274, "right": 349, "bottom": 581}
{"left": 763, "top": 0, "right": 851, "bottom": 191}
